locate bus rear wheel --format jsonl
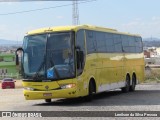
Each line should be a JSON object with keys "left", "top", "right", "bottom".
{"left": 45, "top": 99, "right": 51, "bottom": 103}
{"left": 121, "top": 75, "right": 130, "bottom": 93}
{"left": 130, "top": 75, "right": 136, "bottom": 92}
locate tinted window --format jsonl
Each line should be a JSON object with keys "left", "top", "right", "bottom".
{"left": 122, "top": 35, "right": 143, "bottom": 53}
{"left": 129, "top": 36, "right": 136, "bottom": 46}
{"left": 86, "top": 30, "right": 97, "bottom": 54}
{"left": 114, "top": 34, "right": 122, "bottom": 52}
{"left": 122, "top": 35, "right": 132, "bottom": 53}
{"left": 135, "top": 37, "right": 143, "bottom": 53}
{"left": 86, "top": 30, "right": 143, "bottom": 53}
{"left": 96, "top": 32, "right": 106, "bottom": 52}
{"left": 129, "top": 37, "right": 136, "bottom": 53}
{"left": 105, "top": 33, "right": 115, "bottom": 52}
{"left": 76, "top": 30, "right": 85, "bottom": 53}
{"left": 122, "top": 35, "right": 129, "bottom": 47}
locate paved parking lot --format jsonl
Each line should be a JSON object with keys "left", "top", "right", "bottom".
{"left": 0, "top": 84, "right": 160, "bottom": 119}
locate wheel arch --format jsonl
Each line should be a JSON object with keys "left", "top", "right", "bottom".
{"left": 126, "top": 73, "right": 131, "bottom": 81}
{"left": 88, "top": 77, "right": 96, "bottom": 93}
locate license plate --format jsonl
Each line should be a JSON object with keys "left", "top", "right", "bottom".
{"left": 6, "top": 86, "right": 10, "bottom": 88}
{"left": 43, "top": 93, "right": 52, "bottom": 97}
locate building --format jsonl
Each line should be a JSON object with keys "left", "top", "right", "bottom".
{"left": 156, "top": 47, "right": 160, "bottom": 56}
{"left": 144, "top": 47, "right": 160, "bottom": 65}
{"left": 0, "top": 53, "right": 18, "bottom": 79}
{"left": 144, "top": 47, "right": 157, "bottom": 58}
{"left": 144, "top": 50, "right": 151, "bottom": 58}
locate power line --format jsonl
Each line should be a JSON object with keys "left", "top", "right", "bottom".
{"left": 0, "top": 0, "right": 97, "bottom": 16}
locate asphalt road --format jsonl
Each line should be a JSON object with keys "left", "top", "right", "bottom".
{"left": 1, "top": 84, "right": 160, "bottom": 120}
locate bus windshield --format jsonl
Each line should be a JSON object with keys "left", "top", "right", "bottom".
{"left": 22, "top": 32, "right": 75, "bottom": 80}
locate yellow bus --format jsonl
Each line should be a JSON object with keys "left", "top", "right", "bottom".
{"left": 16, "top": 25, "right": 145, "bottom": 102}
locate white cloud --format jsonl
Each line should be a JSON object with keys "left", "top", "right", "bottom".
{"left": 134, "top": 18, "right": 142, "bottom": 21}
{"left": 0, "top": 24, "right": 35, "bottom": 41}
{"left": 0, "top": 25, "right": 8, "bottom": 39}
{"left": 152, "top": 16, "right": 160, "bottom": 21}
{"left": 33, "top": 1, "right": 47, "bottom": 5}
{"left": 56, "top": 16, "right": 64, "bottom": 19}
{"left": 117, "top": 17, "right": 160, "bottom": 38}
{"left": 0, "top": 2, "right": 13, "bottom": 5}
{"left": 1, "top": 16, "right": 160, "bottom": 40}
{"left": 0, "top": 0, "right": 21, "bottom": 1}
{"left": 0, "top": 1, "right": 20, "bottom": 6}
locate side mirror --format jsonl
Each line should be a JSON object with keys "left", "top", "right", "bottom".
{"left": 76, "top": 46, "right": 84, "bottom": 69}
{"left": 15, "top": 47, "right": 23, "bottom": 66}
{"left": 79, "top": 51, "right": 84, "bottom": 63}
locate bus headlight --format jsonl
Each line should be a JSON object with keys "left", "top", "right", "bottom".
{"left": 60, "top": 84, "right": 76, "bottom": 89}
{"left": 24, "top": 87, "right": 35, "bottom": 91}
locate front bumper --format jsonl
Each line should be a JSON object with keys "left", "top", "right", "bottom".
{"left": 23, "top": 88, "right": 77, "bottom": 100}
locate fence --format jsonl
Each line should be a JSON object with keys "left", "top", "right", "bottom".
{"left": 0, "top": 73, "right": 21, "bottom": 80}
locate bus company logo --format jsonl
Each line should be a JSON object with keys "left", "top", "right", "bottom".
{"left": 45, "top": 85, "right": 49, "bottom": 90}
{"left": 2, "top": 112, "right": 11, "bottom": 117}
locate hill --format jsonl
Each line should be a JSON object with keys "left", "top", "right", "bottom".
{"left": 143, "top": 38, "right": 160, "bottom": 47}
{"left": 0, "top": 39, "right": 22, "bottom": 46}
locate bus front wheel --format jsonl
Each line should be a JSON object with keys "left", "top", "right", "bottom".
{"left": 85, "top": 81, "right": 95, "bottom": 101}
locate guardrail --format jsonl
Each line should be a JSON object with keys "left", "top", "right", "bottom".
{"left": 146, "top": 65, "right": 160, "bottom": 68}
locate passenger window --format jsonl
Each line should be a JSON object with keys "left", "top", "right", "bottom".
{"left": 135, "top": 37, "right": 143, "bottom": 53}
{"left": 122, "top": 35, "right": 129, "bottom": 47}
{"left": 86, "top": 30, "right": 97, "bottom": 54}
{"left": 114, "top": 34, "right": 122, "bottom": 53}
{"left": 105, "top": 33, "right": 115, "bottom": 52}
{"left": 129, "top": 37, "right": 136, "bottom": 47}
{"left": 96, "top": 32, "right": 106, "bottom": 52}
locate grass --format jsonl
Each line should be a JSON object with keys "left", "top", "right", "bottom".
{"left": 145, "top": 67, "right": 160, "bottom": 83}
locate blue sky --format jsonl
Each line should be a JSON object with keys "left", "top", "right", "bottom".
{"left": 0, "top": 0, "right": 160, "bottom": 41}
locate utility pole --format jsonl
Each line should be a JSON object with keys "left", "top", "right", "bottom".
{"left": 72, "top": 0, "right": 79, "bottom": 25}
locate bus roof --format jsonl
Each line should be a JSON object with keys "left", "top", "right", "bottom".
{"left": 27, "top": 24, "right": 141, "bottom": 37}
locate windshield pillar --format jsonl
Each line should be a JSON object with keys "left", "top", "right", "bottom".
{"left": 76, "top": 30, "right": 86, "bottom": 76}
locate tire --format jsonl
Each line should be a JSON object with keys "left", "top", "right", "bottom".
{"left": 45, "top": 99, "right": 51, "bottom": 103}
{"left": 130, "top": 75, "right": 136, "bottom": 92}
{"left": 85, "top": 81, "right": 95, "bottom": 102}
{"left": 121, "top": 75, "right": 130, "bottom": 93}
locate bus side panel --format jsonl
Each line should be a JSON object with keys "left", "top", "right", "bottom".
{"left": 77, "top": 53, "right": 98, "bottom": 97}
{"left": 124, "top": 53, "right": 145, "bottom": 84}
{"left": 97, "top": 53, "right": 124, "bottom": 92}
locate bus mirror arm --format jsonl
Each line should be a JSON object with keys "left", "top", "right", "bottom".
{"left": 15, "top": 47, "right": 24, "bottom": 66}
{"left": 75, "top": 46, "right": 84, "bottom": 69}
{"left": 75, "top": 46, "right": 80, "bottom": 50}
